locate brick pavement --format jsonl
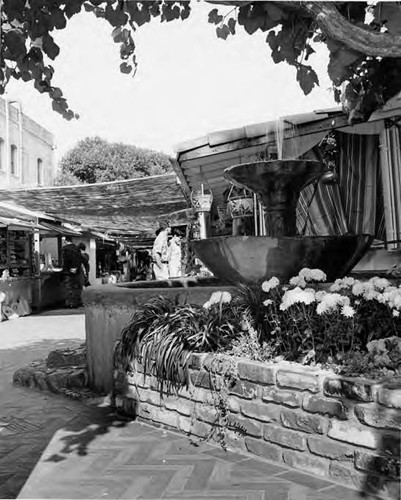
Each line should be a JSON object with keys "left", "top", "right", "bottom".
{"left": 0, "top": 309, "right": 89, "bottom": 498}
{"left": 1, "top": 309, "right": 374, "bottom": 499}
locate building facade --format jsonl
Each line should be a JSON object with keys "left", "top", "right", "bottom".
{"left": 0, "top": 97, "right": 56, "bottom": 189}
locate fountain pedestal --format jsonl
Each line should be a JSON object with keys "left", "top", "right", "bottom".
{"left": 224, "top": 160, "right": 324, "bottom": 237}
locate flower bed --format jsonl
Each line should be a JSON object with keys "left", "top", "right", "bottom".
{"left": 116, "top": 269, "right": 401, "bottom": 385}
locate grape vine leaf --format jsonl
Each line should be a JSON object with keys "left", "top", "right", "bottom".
{"left": 120, "top": 62, "right": 132, "bottom": 74}
{"left": 216, "top": 24, "right": 231, "bottom": 40}
{"left": 208, "top": 8, "right": 223, "bottom": 25}
{"left": 296, "top": 65, "right": 319, "bottom": 95}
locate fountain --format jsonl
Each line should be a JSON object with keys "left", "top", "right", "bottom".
{"left": 84, "top": 135, "right": 373, "bottom": 394}
{"left": 192, "top": 159, "right": 373, "bottom": 284}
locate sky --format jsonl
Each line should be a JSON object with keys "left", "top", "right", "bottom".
{"left": 6, "top": 1, "right": 337, "bottom": 162}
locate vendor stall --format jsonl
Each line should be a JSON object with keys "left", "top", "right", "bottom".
{"left": 0, "top": 203, "right": 85, "bottom": 314}
{"left": 0, "top": 218, "right": 35, "bottom": 318}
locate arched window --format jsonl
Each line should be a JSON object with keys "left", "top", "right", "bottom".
{"left": 10, "top": 144, "right": 17, "bottom": 175}
{"left": 37, "top": 158, "right": 43, "bottom": 186}
{"left": 0, "top": 138, "right": 4, "bottom": 172}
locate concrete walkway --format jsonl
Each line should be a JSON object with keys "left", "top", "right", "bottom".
{"left": 1, "top": 310, "right": 372, "bottom": 499}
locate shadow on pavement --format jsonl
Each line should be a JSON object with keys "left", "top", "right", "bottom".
{"left": 45, "top": 407, "right": 129, "bottom": 462}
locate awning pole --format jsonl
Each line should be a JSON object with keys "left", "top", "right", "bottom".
{"left": 253, "top": 193, "right": 258, "bottom": 236}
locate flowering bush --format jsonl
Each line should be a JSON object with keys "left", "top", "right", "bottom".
{"left": 225, "top": 268, "right": 401, "bottom": 371}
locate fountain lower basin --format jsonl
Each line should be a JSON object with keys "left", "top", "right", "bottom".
{"left": 192, "top": 235, "right": 374, "bottom": 284}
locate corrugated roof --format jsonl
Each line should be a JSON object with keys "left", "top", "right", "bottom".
{"left": 173, "top": 105, "right": 400, "bottom": 209}
{"left": 173, "top": 109, "right": 347, "bottom": 207}
{"left": 173, "top": 109, "right": 343, "bottom": 154}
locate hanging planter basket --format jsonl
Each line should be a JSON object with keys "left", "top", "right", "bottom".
{"left": 226, "top": 185, "right": 254, "bottom": 219}
{"left": 191, "top": 189, "right": 213, "bottom": 212}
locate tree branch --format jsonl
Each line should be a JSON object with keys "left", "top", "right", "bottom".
{"left": 287, "top": 2, "right": 401, "bottom": 58}
{"left": 207, "top": 1, "right": 401, "bottom": 57}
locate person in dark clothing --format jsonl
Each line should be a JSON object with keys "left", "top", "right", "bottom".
{"left": 61, "top": 237, "right": 84, "bottom": 308}
{"left": 77, "top": 242, "right": 90, "bottom": 287}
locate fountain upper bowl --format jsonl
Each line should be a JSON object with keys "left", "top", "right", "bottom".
{"left": 192, "top": 235, "right": 374, "bottom": 284}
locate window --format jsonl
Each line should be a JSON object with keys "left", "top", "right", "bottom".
{"left": 10, "top": 144, "right": 17, "bottom": 175}
{"left": 37, "top": 158, "right": 43, "bottom": 186}
{"left": 21, "top": 152, "right": 28, "bottom": 185}
{"left": 0, "top": 139, "right": 4, "bottom": 172}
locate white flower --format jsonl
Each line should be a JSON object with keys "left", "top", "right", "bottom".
{"left": 343, "top": 277, "right": 356, "bottom": 287}
{"left": 299, "top": 268, "right": 327, "bottom": 282}
{"left": 316, "top": 302, "right": 328, "bottom": 315}
{"left": 394, "top": 294, "right": 401, "bottom": 309}
{"left": 369, "top": 277, "right": 391, "bottom": 290}
{"left": 262, "top": 277, "right": 280, "bottom": 293}
{"left": 315, "top": 291, "right": 327, "bottom": 302}
{"left": 289, "top": 276, "right": 307, "bottom": 288}
{"left": 393, "top": 310, "right": 400, "bottom": 317}
{"left": 352, "top": 282, "right": 365, "bottom": 296}
{"left": 316, "top": 293, "right": 349, "bottom": 315}
{"left": 329, "top": 277, "right": 355, "bottom": 292}
{"left": 203, "top": 290, "right": 232, "bottom": 308}
{"left": 364, "top": 289, "right": 380, "bottom": 301}
{"left": 263, "top": 299, "right": 273, "bottom": 306}
{"left": 341, "top": 305, "right": 355, "bottom": 318}
{"left": 280, "top": 287, "right": 315, "bottom": 310}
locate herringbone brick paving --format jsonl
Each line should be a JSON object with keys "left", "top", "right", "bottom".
{"left": 0, "top": 309, "right": 86, "bottom": 498}
{"left": 1, "top": 309, "right": 373, "bottom": 499}
{"left": 18, "top": 419, "right": 367, "bottom": 500}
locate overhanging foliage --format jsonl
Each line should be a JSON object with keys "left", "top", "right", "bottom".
{"left": 1, "top": 1, "right": 401, "bottom": 123}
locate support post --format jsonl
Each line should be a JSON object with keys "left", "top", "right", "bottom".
{"left": 89, "top": 237, "right": 97, "bottom": 285}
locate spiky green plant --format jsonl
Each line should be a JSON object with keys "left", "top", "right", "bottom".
{"left": 114, "top": 295, "right": 242, "bottom": 395}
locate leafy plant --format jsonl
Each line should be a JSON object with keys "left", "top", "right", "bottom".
{"left": 115, "top": 293, "right": 242, "bottom": 395}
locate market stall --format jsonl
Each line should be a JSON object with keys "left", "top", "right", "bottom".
{"left": 0, "top": 203, "right": 87, "bottom": 315}
{"left": 0, "top": 217, "right": 35, "bottom": 318}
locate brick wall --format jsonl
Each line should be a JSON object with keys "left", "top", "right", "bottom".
{"left": 115, "top": 353, "right": 401, "bottom": 499}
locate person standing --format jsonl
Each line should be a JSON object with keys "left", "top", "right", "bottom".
{"left": 168, "top": 231, "right": 182, "bottom": 278}
{"left": 78, "top": 242, "right": 90, "bottom": 287}
{"left": 152, "top": 225, "right": 171, "bottom": 280}
{"left": 61, "top": 237, "right": 84, "bottom": 308}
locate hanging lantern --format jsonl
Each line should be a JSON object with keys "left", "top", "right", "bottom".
{"left": 190, "top": 185, "right": 213, "bottom": 212}
{"left": 226, "top": 185, "right": 254, "bottom": 219}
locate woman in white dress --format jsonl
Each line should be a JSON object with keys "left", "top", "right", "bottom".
{"left": 168, "top": 232, "right": 182, "bottom": 278}
{"left": 152, "top": 226, "right": 171, "bottom": 280}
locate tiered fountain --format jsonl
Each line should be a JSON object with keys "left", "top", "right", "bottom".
{"left": 192, "top": 159, "right": 373, "bottom": 283}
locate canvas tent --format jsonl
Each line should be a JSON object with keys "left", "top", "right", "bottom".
{"left": 0, "top": 173, "right": 189, "bottom": 236}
